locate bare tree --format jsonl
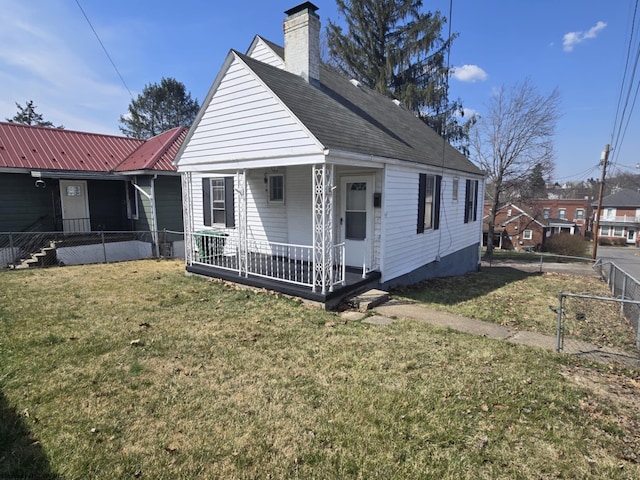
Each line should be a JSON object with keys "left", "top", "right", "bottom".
{"left": 471, "top": 79, "right": 560, "bottom": 254}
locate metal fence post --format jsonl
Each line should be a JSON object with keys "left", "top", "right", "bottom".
{"left": 539, "top": 254, "right": 544, "bottom": 273}
{"left": 621, "top": 275, "right": 627, "bottom": 316}
{"left": 610, "top": 265, "right": 616, "bottom": 295}
{"left": 101, "top": 231, "right": 107, "bottom": 263}
{"left": 556, "top": 292, "right": 564, "bottom": 352}
{"left": 9, "top": 233, "right": 15, "bottom": 266}
{"left": 637, "top": 312, "right": 640, "bottom": 351}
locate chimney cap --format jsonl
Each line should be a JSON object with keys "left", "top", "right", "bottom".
{"left": 284, "top": 2, "right": 319, "bottom": 17}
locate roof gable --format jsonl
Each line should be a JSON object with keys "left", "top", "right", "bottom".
{"left": 175, "top": 52, "right": 324, "bottom": 168}
{"left": 115, "top": 127, "right": 186, "bottom": 172}
{"left": 246, "top": 35, "right": 285, "bottom": 69}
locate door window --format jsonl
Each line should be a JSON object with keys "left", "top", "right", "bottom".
{"left": 345, "top": 182, "right": 366, "bottom": 240}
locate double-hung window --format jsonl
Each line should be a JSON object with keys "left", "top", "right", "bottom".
{"left": 202, "top": 177, "right": 235, "bottom": 228}
{"left": 268, "top": 174, "right": 285, "bottom": 203}
{"left": 417, "top": 173, "right": 441, "bottom": 233}
{"left": 464, "top": 179, "right": 479, "bottom": 224}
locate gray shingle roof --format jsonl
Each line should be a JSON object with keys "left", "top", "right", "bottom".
{"left": 594, "top": 188, "right": 640, "bottom": 208}
{"left": 236, "top": 52, "right": 482, "bottom": 175}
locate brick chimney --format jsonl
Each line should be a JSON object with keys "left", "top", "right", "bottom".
{"left": 283, "top": 2, "right": 320, "bottom": 83}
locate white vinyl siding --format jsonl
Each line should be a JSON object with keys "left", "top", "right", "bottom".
{"left": 286, "top": 166, "right": 313, "bottom": 246}
{"left": 247, "top": 38, "right": 285, "bottom": 68}
{"left": 381, "top": 165, "right": 482, "bottom": 283}
{"left": 178, "top": 57, "right": 322, "bottom": 166}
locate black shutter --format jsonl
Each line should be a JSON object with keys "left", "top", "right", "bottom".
{"left": 202, "top": 178, "right": 212, "bottom": 227}
{"left": 434, "top": 175, "right": 442, "bottom": 230}
{"left": 464, "top": 179, "right": 470, "bottom": 224}
{"left": 224, "top": 176, "right": 235, "bottom": 228}
{"left": 472, "top": 180, "right": 478, "bottom": 222}
{"left": 417, "top": 173, "right": 426, "bottom": 234}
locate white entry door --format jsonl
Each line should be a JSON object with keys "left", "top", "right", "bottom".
{"left": 340, "top": 176, "right": 374, "bottom": 268}
{"left": 60, "top": 180, "right": 91, "bottom": 232}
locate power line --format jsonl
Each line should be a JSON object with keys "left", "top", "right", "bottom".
{"left": 74, "top": 0, "right": 134, "bottom": 100}
{"left": 610, "top": 0, "right": 640, "bottom": 166}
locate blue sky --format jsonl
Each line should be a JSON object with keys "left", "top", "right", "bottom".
{"left": 0, "top": 0, "right": 637, "bottom": 182}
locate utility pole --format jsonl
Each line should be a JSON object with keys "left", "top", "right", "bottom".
{"left": 591, "top": 144, "right": 610, "bottom": 260}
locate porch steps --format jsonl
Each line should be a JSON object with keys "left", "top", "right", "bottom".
{"left": 12, "top": 242, "right": 58, "bottom": 269}
{"left": 347, "top": 289, "right": 390, "bottom": 312}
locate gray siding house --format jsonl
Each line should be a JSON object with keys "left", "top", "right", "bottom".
{"left": 0, "top": 122, "right": 186, "bottom": 266}
{"left": 174, "top": 2, "right": 485, "bottom": 306}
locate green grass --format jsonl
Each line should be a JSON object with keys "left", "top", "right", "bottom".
{"left": 1, "top": 260, "right": 639, "bottom": 479}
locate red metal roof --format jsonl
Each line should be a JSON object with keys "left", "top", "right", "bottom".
{"left": 0, "top": 121, "right": 184, "bottom": 173}
{"left": 114, "top": 127, "right": 187, "bottom": 172}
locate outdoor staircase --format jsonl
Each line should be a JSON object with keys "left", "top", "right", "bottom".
{"left": 11, "top": 242, "right": 58, "bottom": 269}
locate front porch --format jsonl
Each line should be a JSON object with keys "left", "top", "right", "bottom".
{"left": 187, "top": 230, "right": 381, "bottom": 307}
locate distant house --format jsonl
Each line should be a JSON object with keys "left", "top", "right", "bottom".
{"left": 592, "top": 188, "right": 640, "bottom": 245}
{"left": 483, "top": 202, "right": 577, "bottom": 251}
{"left": 528, "top": 198, "right": 591, "bottom": 236}
{"left": 174, "top": 2, "right": 485, "bottom": 307}
{"left": 0, "top": 121, "right": 186, "bottom": 266}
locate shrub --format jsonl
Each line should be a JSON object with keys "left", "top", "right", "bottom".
{"left": 598, "top": 237, "right": 627, "bottom": 246}
{"left": 544, "top": 233, "right": 588, "bottom": 257}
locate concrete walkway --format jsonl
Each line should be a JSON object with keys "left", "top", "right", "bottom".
{"left": 342, "top": 299, "right": 640, "bottom": 369}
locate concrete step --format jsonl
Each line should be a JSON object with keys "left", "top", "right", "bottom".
{"left": 347, "top": 289, "right": 390, "bottom": 312}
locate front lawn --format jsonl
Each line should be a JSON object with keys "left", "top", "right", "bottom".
{"left": 1, "top": 260, "right": 639, "bottom": 479}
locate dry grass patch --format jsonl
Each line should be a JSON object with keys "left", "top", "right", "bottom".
{"left": 395, "top": 267, "right": 636, "bottom": 352}
{"left": 1, "top": 260, "right": 640, "bottom": 479}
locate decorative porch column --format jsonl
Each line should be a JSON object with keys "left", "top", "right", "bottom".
{"left": 312, "top": 164, "right": 334, "bottom": 293}
{"left": 236, "top": 169, "right": 248, "bottom": 277}
{"left": 181, "top": 172, "right": 194, "bottom": 265}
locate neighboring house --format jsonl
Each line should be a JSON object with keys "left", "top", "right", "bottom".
{"left": 528, "top": 198, "right": 591, "bottom": 236}
{"left": 592, "top": 188, "right": 640, "bottom": 245}
{"left": 0, "top": 121, "right": 186, "bottom": 265}
{"left": 174, "top": 2, "right": 485, "bottom": 306}
{"left": 483, "top": 203, "right": 577, "bottom": 251}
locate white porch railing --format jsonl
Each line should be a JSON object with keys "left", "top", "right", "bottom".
{"left": 193, "top": 231, "right": 346, "bottom": 291}
{"left": 599, "top": 215, "right": 640, "bottom": 224}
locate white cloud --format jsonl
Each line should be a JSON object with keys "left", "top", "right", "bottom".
{"left": 451, "top": 65, "right": 488, "bottom": 83}
{"left": 563, "top": 21, "right": 607, "bottom": 52}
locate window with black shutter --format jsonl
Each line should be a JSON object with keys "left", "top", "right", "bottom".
{"left": 417, "top": 173, "right": 441, "bottom": 233}
{"left": 202, "top": 177, "right": 235, "bottom": 228}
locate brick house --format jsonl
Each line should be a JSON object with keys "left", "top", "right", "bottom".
{"left": 528, "top": 198, "right": 591, "bottom": 237}
{"left": 483, "top": 203, "right": 577, "bottom": 251}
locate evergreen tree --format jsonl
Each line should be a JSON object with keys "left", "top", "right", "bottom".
{"left": 7, "top": 100, "right": 63, "bottom": 128}
{"left": 326, "top": 0, "right": 474, "bottom": 153}
{"left": 526, "top": 163, "right": 548, "bottom": 199}
{"left": 119, "top": 77, "right": 199, "bottom": 139}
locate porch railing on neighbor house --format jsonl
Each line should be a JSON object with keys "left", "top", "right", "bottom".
{"left": 192, "top": 231, "right": 346, "bottom": 291}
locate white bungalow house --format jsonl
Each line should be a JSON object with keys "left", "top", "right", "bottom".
{"left": 174, "top": 2, "right": 485, "bottom": 307}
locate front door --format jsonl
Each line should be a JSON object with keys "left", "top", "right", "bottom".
{"left": 340, "top": 176, "right": 374, "bottom": 268}
{"left": 60, "top": 180, "right": 91, "bottom": 232}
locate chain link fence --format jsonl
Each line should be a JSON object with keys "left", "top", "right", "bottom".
{"left": 0, "top": 230, "right": 185, "bottom": 269}
{"left": 553, "top": 260, "right": 640, "bottom": 367}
